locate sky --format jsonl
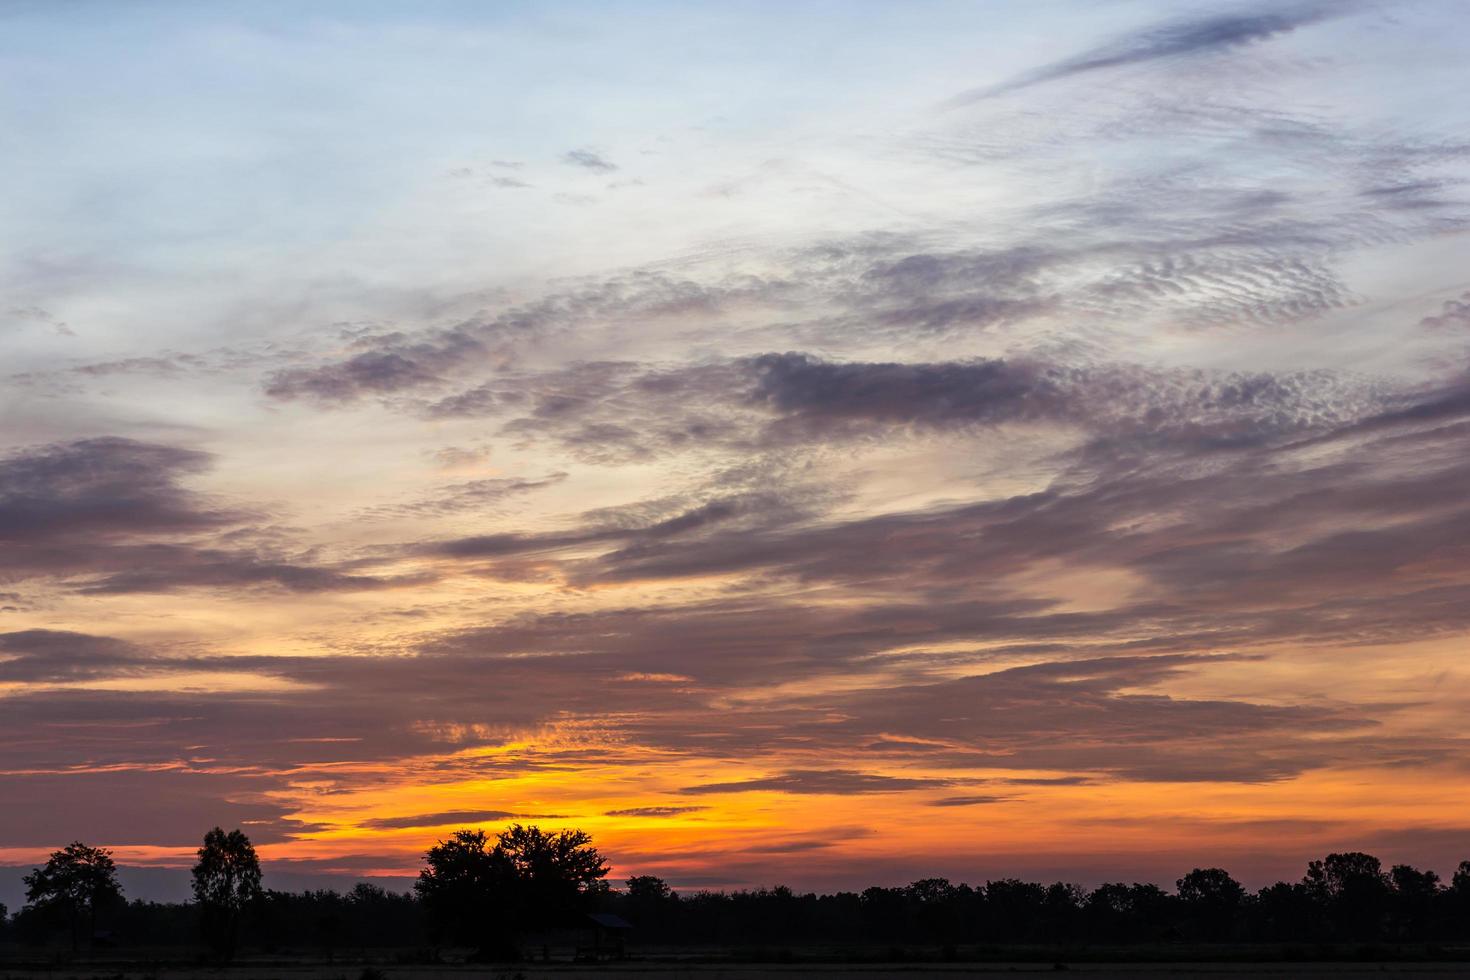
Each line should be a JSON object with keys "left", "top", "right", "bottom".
{"left": 3, "top": 0, "right": 1470, "bottom": 904}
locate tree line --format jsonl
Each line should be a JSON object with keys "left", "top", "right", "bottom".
{"left": 5, "top": 825, "right": 1470, "bottom": 959}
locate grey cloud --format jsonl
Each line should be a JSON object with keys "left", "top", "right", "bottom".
{"left": 952, "top": 4, "right": 1339, "bottom": 103}
{"left": 73, "top": 353, "right": 209, "bottom": 377}
{"left": 0, "top": 629, "right": 150, "bottom": 683}
{"left": 0, "top": 769, "right": 297, "bottom": 847}
{"left": 272, "top": 146, "right": 1443, "bottom": 414}
{"left": 927, "top": 795, "right": 1014, "bottom": 807}
{"left": 266, "top": 344, "right": 472, "bottom": 403}
{"left": 73, "top": 547, "right": 423, "bottom": 595}
{"left": 681, "top": 770, "right": 958, "bottom": 795}
{"left": 425, "top": 489, "right": 794, "bottom": 564}
{"left": 747, "top": 353, "right": 1067, "bottom": 437}
{"left": 0, "top": 437, "right": 233, "bottom": 541}
{"left": 367, "top": 472, "right": 567, "bottom": 519}
{"left": 605, "top": 806, "right": 708, "bottom": 817}
{"left": 998, "top": 776, "right": 1093, "bottom": 786}
{"left": 434, "top": 350, "right": 1374, "bottom": 470}
{"left": 270, "top": 273, "right": 732, "bottom": 406}
{"left": 359, "top": 810, "right": 520, "bottom": 830}
{"left": 769, "top": 655, "right": 1370, "bottom": 783}
{"left": 2, "top": 305, "right": 73, "bottom": 337}
{"left": 0, "top": 437, "right": 412, "bottom": 594}
{"left": 521, "top": 374, "right": 1448, "bottom": 602}
{"left": 563, "top": 149, "right": 618, "bottom": 172}
{"left": 1421, "top": 291, "right": 1470, "bottom": 329}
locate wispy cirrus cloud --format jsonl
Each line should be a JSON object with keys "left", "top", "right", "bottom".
{"left": 948, "top": 3, "right": 1343, "bottom": 104}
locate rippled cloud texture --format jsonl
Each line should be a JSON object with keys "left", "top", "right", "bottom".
{"left": 3, "top": 0, "right": 1469, "bottom": 896}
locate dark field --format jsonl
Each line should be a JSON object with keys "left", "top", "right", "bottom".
{"left": 6, "top": 947, "right": 1470, "bottom": 980}
{"left": 4, "top": 964, "right": 1470, "bottom": 980}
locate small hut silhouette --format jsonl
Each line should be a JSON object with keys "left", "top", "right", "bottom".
{"left": 578, "top": 912, "right": 633, "bottom": 961}
{"left": 526, "top": 911, "right": 634, "bottom": 962}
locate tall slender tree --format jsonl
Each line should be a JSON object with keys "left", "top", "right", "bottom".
{"left": 191, "top": 827, "right": 262, "bottom": 959}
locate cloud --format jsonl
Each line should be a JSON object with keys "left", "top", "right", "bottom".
{"left": 268, "top": 273, "right": 729, "bottom": 406}
{"left": 762, "top": 655, "right": 1373, "bottom": 783}
{"left": 681, "top": 770, "right": 958, "bottom": 795}
{"left": 604, "top": 806, "right": 708, "bottom": 817}
{"left": 0, "top": 769, "right": 299, "bottom": 847}
{"left": 563, "top": 148, "right": 618, "bottom": 172}
{"left": 265, "top": 338, "right": 480, "bottom": 403}
{"left": 426, "top": 348, "right": 1376, "bottom": 471}
{"left": 3, "top": 305, "right": 73, "bottom": 336}
{"left": 359, "top": 810, "right": 521, "bottom": 830}
{"left": 0, "top": 629, "right": 151, "bottom": 682}
{"left": 950, "top": 3, "right": 1340, "bottom": 103}
{"left": 0, "top": 438, "right": 412, "bottom": 594}
{"left": 1421, "top": 291, "right": 1470, "bottom": 330}
{"left": 927, "top": 795, "right": 1013, "bottom": 807}
{"left": 366, "top": 472, "right": 567, "bottom": 519}
{"left": 0, "top": 436, "right": 232, "bottom": 541}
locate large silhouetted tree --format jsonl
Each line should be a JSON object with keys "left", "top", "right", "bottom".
{"left": 1304, "top": 851, "right": 1390, "bottom": 939}
{"left": 22, "top": 842, "right": 122, "bottom": 950}
{"left": 415, "top": 828, "right": 516, "bottom": 955}
{"left": 495, "top": 824, "right": 609, "bottom": 928}
{"left": 192, "top": 827, "right": 263, "bottom": 959}
{"left": 416, "top": 824, "right": 608, "bottom": 957}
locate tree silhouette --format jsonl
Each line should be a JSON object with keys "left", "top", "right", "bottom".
{"left": 1176, "top": 867, "right": 1244, "bottom": 941}
{"left": 496, "top": 823, "right": 609, "bottom": 929}
{"left": 22, "top": 841, "right": 122, "bottom": 950}
{"left": 1304, "top": 851, "right": 1389, "bottom": 939}
{"left": 627, "top": 874, "right": 673, "bottom": 904}
{"left": 191, "top": 827, "right": 262, "bottom": 959}
{"left": 1454, "top": 860, "right": 1470, "bottom": 895}
{"left": 415, "top": 828, "right": 516, "bottom": 955}
{"left": 626, "top": 875, "right": 677, "bottom": 934}
{"left": 1389, "top": 864, "right": 1440, "bottom": 939}
{"left": 415, "top": 824, "right": 608, "bottom": 958}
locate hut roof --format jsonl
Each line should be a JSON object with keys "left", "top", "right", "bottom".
{"left": 587, "top": 912, "right": 634, "bottom": 930}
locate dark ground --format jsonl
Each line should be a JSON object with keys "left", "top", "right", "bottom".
{"left": 4, "top": 964, "right": 1470, "bottom": 979}
{"left": 5, "top": 946, "right": 1470, "bottom": 980}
